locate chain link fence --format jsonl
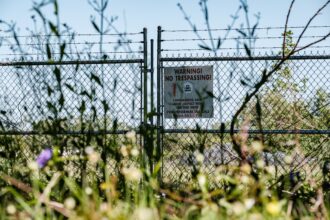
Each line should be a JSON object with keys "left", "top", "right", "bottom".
{"left": 158, "top": 26, "right": 330, "bottom": 186}
{"left": 0, "top": 58, "right": 145, "bottom": 181}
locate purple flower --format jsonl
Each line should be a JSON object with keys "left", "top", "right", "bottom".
{"left": 36, "top": 148, "right": 53, "bottom": 168}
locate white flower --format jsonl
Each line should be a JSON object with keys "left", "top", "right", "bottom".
{"left": 232, "top": 202, "right": 246, "bottom": 215}
{"left": 64, "top": 197, "right": 76, "bottom": 210}
{"left": 28, "top": 161, "right": 39, "bottom": 171}
{"left": 6, "top": 204, "right": 16, "bottom": 215}
{"left": 197, "top": 174, "right": 207, "bottom": 188}
{"left": 266, "top": 166, "right": 276, "bottom": 175}
{"left": 284, "top": 155, "right": 293, "bottom": 164}
{"left": 131, "top": 148, "right": 139, "bottom": 157}
{"left": 132, "top": 207, "right": 158, "bottom": 220}
{"left": 244, "top": 198, "right": 255, "bottom": 210}
{"left": 125, "top": 131, "right": 136, "bottom": 141}
{"left": 256, "top": 159, "right": 265, "bottom": 168}
{"left": 85, "top": 146, "right": 94, "bottom": 155}
{"left": 122, "top": 166, "right": 142, "bottom": 182}
{"left": 251, "top": 141, "right": 263, "bottom": 152}
{"left": 85, "top": 187, "right": 93, "bottom": 195}
{"left": 194, "top": 151, "right": 204, "bottom": 163}
{"left": 88, "top": 152, "right": 100, "bottom": 164}
{"left": 120, "top": 145, "right": 129, "bottom": 157}
{"left": 100, "top": 203, "right": 108, "bottom": 212}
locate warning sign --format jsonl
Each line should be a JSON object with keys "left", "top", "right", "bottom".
{"left": 164, "top": 66, "right": 214, "bottom": 118}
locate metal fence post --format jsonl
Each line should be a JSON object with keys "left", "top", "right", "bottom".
{"left": 150, "top": 39, "right": 155, "bottom": 172}
{"left": 142, "top": 27, "right": 148, "bottom": 170}
{"left": 156, "top": 26, "right": 163, "bottom": 183}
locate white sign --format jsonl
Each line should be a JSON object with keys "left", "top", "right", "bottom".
{"left": 164, "top": 66, "right": 214, "bottom": 118}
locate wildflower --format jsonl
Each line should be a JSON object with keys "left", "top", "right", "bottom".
{"left": 244, "top": 198, "right": 255, "bottom": 210}
{"left": 266, "top": 201, "right": 282, "bottom": 216}
{"left": 28, "top": 161, "right": 39, "bottom": 171}
{"left": 6, "top": 204, "right": 16, "bottom": 215}
{"left": 232, "top": 202, "right": 246, "bottom": 215}
{"left": 241, "top": 163, "right": 251, "bottom": 174}
{"left": 88, "top": 151, "right": 100, "bottom": 164}
{"left": 284, "top": 155, "right": 293, "bottom": 164}
{"left": 133, "top": 207, "right": 159, "bottom": 220}
{"left": 121, "top": 166, "right": 142, "bottom": 182}
{"left": 36, "top": 148, "right": 53, "bottom": 168}
{"left": 194, "top": 151, "right": 204, "bottom": 163}
{"left": 251, "top": 141, "right": 263, "bottom": 152}
{"left": 85, "top": 187, "right": 93, "bottom": 195}
{"left": 248, "top": 213, "right": 263, "bottom": 220}
{"left": 64, "top": 197, "right": 76, "bottom": 210}
{"left": 85, "top": 146, "right": 94, "bottom": 155}
{"left": 100, "top": 203, "right": 108, "bottom": 212}
{"left": 256, "top": 159, "right": 265, "bottom": 168}
{"left": 197, "top": 174, "right": 207, "bottom": 188}
{"left": 120, "top": 145, "right": 129, "bottom": 157}
{"left": 131, "top": 148, "right": 139, "bottom": 157}
{"left": 125, "top": 130, "right": 136, "bottom": 141}
{"left": 266, "top": 166, "right": 276, "bottom": 175}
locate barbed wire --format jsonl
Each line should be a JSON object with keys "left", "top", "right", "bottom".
{"left": 162, "top": 25, "right": 330, "bottom": 33}
{"left": 162, "top": 45, "right": 330, "bottom": 52}
{"left": 0, "top": 32, "right": 143, "bottom": 39}
{"left": 0, "top": 51, "right": 143, "bottom": 57}
{"left": 0, "top": 41, "right": 143, "bottom": 47}
{"left": 162, "top": 35, "right": 329, "bottom": 42}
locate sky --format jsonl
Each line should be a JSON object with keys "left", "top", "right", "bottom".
{"left": 1, "top": 1, "right": 329, "bottom": 34}
{"left": 0, "top": 0, "right": 330, "bottom": 56}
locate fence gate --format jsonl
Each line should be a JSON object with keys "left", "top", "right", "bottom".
{"left": 156, "top": 26, "right": 330, "bottom": 187}
{"left": 0, "top": 29, "right": 149, "bottom": 180}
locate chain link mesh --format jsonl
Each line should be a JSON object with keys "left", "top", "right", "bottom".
{"left": 0, "top": 59, "right": 143, "bottom": 181}
{"left": 159, "top": 54, "right": 330, "bottom": 186}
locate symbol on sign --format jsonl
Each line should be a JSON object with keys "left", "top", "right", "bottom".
{"left": 184, "top": 82, "right": 193, "bottom": 94}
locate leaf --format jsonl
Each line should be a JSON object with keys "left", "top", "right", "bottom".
{"left": 112, "top": 118, "right": 118, "bottom": 132}
{"left": 78, "top": 101, "right": 86, "bottom": 114}
{"left": 256, "top": 95, "right": 262, "bottom": 119}
{"left": 60, "top": 43, "right": 66, "bottom": 61}
{"left": 244, "top": 43, "right": 252, "bottom": 58}
{"left": 91, "top": 73, "right": 102, "bottom": 87}
{"left": 206, "top": 91, "right": 216, "bottom": 98}
{"left": 198, "top": 44, "right": 212, "bottom": 51}
{"left": 113, "top": 78, "right": 117, "bottom": 91}
{"left": 102, "top": 100, "right": 109, "bottom": 113}
{"left": 91, "top": 105, "right": 97, "bottom": 122}
{"left": 251, "top": 23, "right": 258, "bottom": 36}
{"left": 13, "top": 32, "right": 20, "bottom": 47}
{"left": 65, "top": 83, "right": 75, "bottom": 93}
{"left": 80, "top": 91, "right": 92, "bottom": 100}
{"left": 240, "top": 79, "right": 249, "bottom": 86}
{"left": 46, "top": 43, "right": 51, "bottom": 60}
{"left": 54, "top": 0, "right": 58, "bottom": 15}
{"left": 91, "top": 20, "right": 101, "bottom": 33}
{"left": 236, "top": 29, "right": 247, "bottom": 37}
{"left": 53, "top": 67, "right": 61, "bottom": 85}
{"left": 47, "top": 85, "right": 53, "bottom": 96}
{"left": 216, "top": 38, "right": 221, "bottom": 49}
{"left": 33, "top": 7, "right": 46, "bottom": 23}
{"left": 46, "top": 101, "right": 57, "bottom": 114}
{"left": 48, "top": 22, "right": 59, "bottom": 37}
{"left": 59, "top": 94, "right": 65, "bottom": 107}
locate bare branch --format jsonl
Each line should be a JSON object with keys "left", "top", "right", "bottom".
{"left": 294, "top": 31, "right": 330, "bottom": 53}
{"left": 293, "top": 0, "right": 330, "bottom": 52}
{"left": 282, "top": 0, "right": 295, "bottom": 58}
